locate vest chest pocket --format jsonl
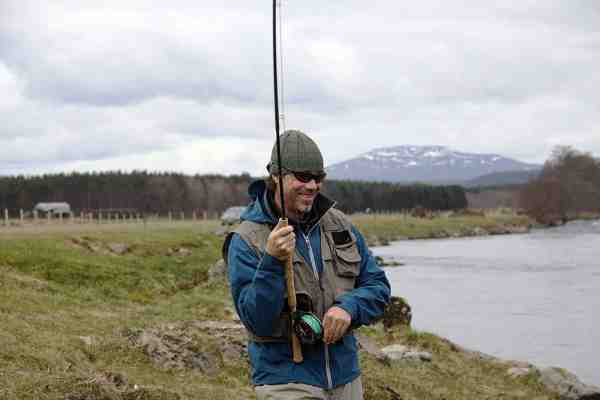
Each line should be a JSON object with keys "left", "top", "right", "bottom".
{"left": 331, "top": 238, "right": 362, "bottom": 296}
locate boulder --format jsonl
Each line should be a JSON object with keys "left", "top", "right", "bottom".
{"left": 508, "top": 367, "right": 533, "bottom": 378}
{"left": 132, "top": 328, "right": 220, "bottom": 375}
{"left": 539, "top": 367, "right": 600, "bottom": 400}
{"left": 355, "top": 333, "right": 389, "bottom": 364}
{"left": 107, "top": 243, "right": 130, "bottom": 255}
{"left": 374, "top": 256, "right": 404, "bottom": 268}
{"left": 382, "top": 296, "right": 412, "bottom": 330}
{"left": 471, "top": 227, "right": 489, "bottom": 236}
{"left": 381, "top": 344, "right": 432, "bottom": 363}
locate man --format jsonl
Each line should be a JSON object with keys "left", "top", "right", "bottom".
{"left": 224, "top": 130, "right": 391, "bottom": 400}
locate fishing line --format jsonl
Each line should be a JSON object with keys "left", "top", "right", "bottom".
{"left": 272, "top": 0, "right": 286, "bottom": 217}
{"left": 278, "top": 0, "right": 287, "bottom": 133}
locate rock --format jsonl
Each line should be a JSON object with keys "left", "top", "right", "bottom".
{"left": 167, "top": 247, "right": 192, "bottom": 257}
{"left": 510, "top": 225, "right": 530, "bottom": 234}
{"left": 79, "top": 336, "right": 95, "bottom": 346}
{"left": 432, "top": 230, "right": 450, "bottom": 239}
{"left": 375, "top": 256, "right": 405, "bottom": 268}
{"left": 471, "top": 227, "right": 489, "bottom": 236}
{"left": 539, "top": 367, "right": 600, "bottom": 400}
{"left": 208, "top": 259, "right": 228, "bottom": 282}
{"left": 132, "top": 328, "right": 221, "bottom": 375}
{"left": 382, "top": 296, "right": 412, "bottom": 330}
{"left": 487, "top": 226, "right": 510, "bottom": 235}
{"left": 107, "top": 243, "right": 129, "bottom": 255}
{"left": 404, "top": 351, "right": 432, "bottom": 362}
{"left": 130, "top": 320, "right": 250, "bottom": 373}
{"left": 382, "top": 344, "right": 408, "bottom": 356}
{"left": 188, "top": 352, "right": 220, "bottom": 375}
{"left": 220, "top": 340, "right": 247, "bottom": 365}
{"left": 177, "top": 247, "right": 192, "bottom": 257}
{"left": 355, "top": 333, "right": 389, "bottom": 364}
{"left": 381, "top": 344, "right": 432, "bottom": 363}
{"left": 508, "top": 367, "right": 533, "bottom": 378}
{"left": 462, "top": 349, "right": 500, "bottom": 363}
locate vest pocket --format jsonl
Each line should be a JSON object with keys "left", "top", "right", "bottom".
{"left": 332, "top": 241, "right": 361, "bottom": 295}
{"left": 334, "top": 243, "right": 361, "bottom": 276}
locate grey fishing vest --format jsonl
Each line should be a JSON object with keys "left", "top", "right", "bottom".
{"left": 228, "top": 208, "right": 361, "bottom": 342}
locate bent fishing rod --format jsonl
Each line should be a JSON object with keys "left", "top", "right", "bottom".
{"left": 272, "top": 0, "right": 303, "bottom": 363}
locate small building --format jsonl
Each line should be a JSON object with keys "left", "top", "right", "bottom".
{"left": 33, "top": 202, "right": 72, "bottom": 217}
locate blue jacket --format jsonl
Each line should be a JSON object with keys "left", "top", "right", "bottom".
{"left": 226, "top": 180, "right": 391, "bottom": 389}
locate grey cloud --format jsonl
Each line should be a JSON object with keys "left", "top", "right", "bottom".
{"left": 1, "top": 0, "right": 599, "bottom": 175}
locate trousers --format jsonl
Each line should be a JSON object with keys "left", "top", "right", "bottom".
{"left": 255, "top": 376, "right": 363, "bottom": 400}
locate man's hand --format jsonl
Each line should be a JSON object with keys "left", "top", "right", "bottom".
{"left": 266, "top": 219, "right": 296, "bottom": 261}
{"left": 323, "top": 306, "right": 351, "bottom": 344}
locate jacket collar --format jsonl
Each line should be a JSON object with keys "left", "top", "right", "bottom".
{"left": 243, "top": 180, "right": 335, "bottom": 232}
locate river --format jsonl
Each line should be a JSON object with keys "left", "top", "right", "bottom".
{"left": 374, "top": 219, "right": 600, "bottom": 385}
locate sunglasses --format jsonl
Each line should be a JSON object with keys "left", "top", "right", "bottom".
{"left": 285, "top": 169, "right": 327, "bottom": 184}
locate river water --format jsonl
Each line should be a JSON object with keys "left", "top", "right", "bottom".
{"left": 374, "top": 220, "right": 600, "bottom": 385}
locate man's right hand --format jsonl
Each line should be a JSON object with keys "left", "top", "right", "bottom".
{"left": 266, "top": 219, "right": 296, "bottom": 261}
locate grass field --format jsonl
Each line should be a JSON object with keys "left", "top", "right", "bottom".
{"left": 352, "top": 210, "right": 532, "bottom": 245}
{"left": 0, "top": 215, "right": 557, "bottom": 400}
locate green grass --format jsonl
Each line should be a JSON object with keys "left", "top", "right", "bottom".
{"left": 359, "top": 326, "right": 557, "bottom": 400}
{"left": 0, "top": 216, "right": 557, "bottom": 400}
{"left": 0, "top": 221, "right": 253, "bottom": 400}
{"left": 351, "top": 211, "right": 532, "bottom": 244}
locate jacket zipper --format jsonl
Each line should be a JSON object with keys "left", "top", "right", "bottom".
{"left": 302, "top": 230, "right": 333, "bottom": 389}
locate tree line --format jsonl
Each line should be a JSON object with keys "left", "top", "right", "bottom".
{"left": 0, "top": 171, "right": 467, "bottom": 217}
{"left": 519, "top": 146, "right": 600, "bottom": 223}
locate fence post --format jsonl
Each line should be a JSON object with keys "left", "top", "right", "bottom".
{"left": 47, "top": 212, "right": 51, "bottom": 224}
{"left": 59, "top": 212, "right": 63, "bottom": 223}
{"left": 168, "top": 211, "right": 172, "bottom": 222}
{"left": 192, "top": 210, "right": 197, "bottom": 221}
{"left": 180, "top": 211, "right": 184, "bottom": 221}
{"left": 3, "top": 209, "right": 7, "bottom": 226}
{"left": 203, "top": 210, "right": 207, "bottom": 220}
{"left": 33, "top": 210, "right": 38, "bottom": 224}
{"left": 20, "top": 209, "right": 24, "bottom": 223}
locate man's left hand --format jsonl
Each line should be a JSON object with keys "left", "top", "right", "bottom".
{"left": 322, "top": 306, "right": 351, "bottom": 344}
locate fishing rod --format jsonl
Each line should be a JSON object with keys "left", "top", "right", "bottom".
{"left": 272, "top": 0, "right": 303, "bottom": 363}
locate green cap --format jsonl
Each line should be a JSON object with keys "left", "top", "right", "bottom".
{"left": 268, "top": 129, "right": 324, "bottom": 174}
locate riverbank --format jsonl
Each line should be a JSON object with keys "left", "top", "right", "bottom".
{"left": 351, "top": 209, "right": 534, "bottom": 247}
{"left": 0, "top": 221, "right": 588, "bottom": 399}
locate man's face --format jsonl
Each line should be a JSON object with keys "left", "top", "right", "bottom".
{"left": 273, "top": 172, "right": 323, "bottom": 219}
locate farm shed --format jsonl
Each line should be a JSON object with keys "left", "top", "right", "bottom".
{"left": 33, "top": 202, "right": 72, "bottom": 216}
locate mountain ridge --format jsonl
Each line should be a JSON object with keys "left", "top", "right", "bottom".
{"left": 326, "top": 145, "right": 540, "bottom": 185}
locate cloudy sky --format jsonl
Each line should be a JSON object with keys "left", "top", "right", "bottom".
{"left": 1, "top": 1, "right": 599, "bottom": 177}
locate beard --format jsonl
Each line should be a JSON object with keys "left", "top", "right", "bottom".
{"left": 287, "top": 189, "right": 316, "bottom": 217}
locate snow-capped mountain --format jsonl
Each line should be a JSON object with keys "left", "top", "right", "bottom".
{"left": 326, "top": 145, "right": 541, "bottom": 184}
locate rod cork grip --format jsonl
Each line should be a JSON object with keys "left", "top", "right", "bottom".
{"left": 280, "top": 218, "right": 303, "bottom": 363}
{"left": 291, "top": 331, "right": 303, "bottom": 363}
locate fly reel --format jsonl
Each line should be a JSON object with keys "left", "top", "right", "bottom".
{"left": 293, "top": 311, "right": 323, "bottom": 345}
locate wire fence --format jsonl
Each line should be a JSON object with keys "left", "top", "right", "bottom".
{"left": 0, "top": 208, "right": 219, "bottom": 228}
